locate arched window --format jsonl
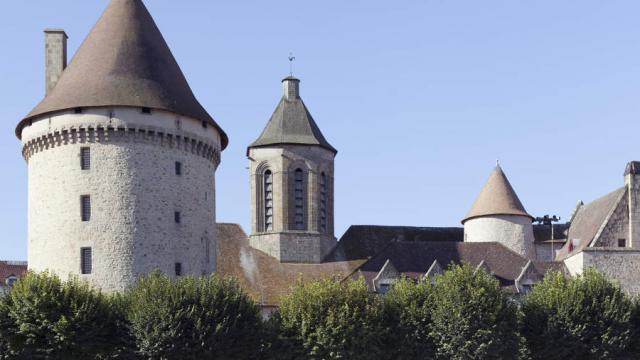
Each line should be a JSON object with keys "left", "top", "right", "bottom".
{"left": 264, "top": 170, "right": 273, "bottom": 231}
{"left": 320, "top": 172, "right": 327, "bottom": 233}
{"left": 294, "top": 169, "right": 305, "bottom": 230}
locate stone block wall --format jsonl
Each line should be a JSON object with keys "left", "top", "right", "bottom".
{"left": 22, "top": 107, "right": 222, "bottom": 292}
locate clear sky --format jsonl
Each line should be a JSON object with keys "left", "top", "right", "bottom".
{"left": 1, "top": 1, "right": 639, "bottom": 261}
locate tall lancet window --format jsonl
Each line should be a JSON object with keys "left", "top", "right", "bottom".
{"left": 294, "top": 169, "right": 305, "bottom": 230}
{"left": 320, "top": 172, "right": 327, "bottom": 233}
{"left": 264, "top": 170, "right": 273, "bottom": 231}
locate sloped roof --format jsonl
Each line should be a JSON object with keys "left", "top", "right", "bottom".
{"left": 18, "top": 0, "right": 228, "bottom": 149}
{"left": 327, "top": 225, "right": 463, "bottom": 261}
{"left": 248, "top": 77, "right": 336, "bottom": 153}
{"left": 353, "top": 241, "right": 565, "bottom": 291}
{"left": 556, "top": 187, "right": 626, "bottom": 260}
{"left": 462, "top": 166, "right": 532, "bottom": 223}
{"left": 0, "top": 261, "right": 28, "bottom": 284}
{"left": 216, "top": 224, "right": 365, "bottom": 307}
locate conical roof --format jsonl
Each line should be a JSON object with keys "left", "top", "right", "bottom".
{"left": 462, "top": 165, "right": 532, "bottom": 223}
{"left": 17, "top": 0, "right": 227, "bottom": 149}
{"left": 248, "top": 76, "right": 336, "bottom": 154}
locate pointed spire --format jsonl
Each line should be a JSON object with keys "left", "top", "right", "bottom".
{"left": 248, "top": 76, "right": 336, "bottom": 153}
{"left": 462, "top": 165, "right": 532, "bottom": 223}
{"left": 18, "top": 0, "right": 227, "bottom": 149}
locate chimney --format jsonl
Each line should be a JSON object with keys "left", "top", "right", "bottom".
{"left": 625, "top": 161, "right": 640, "bottom": 248}
{"left": 45, "top": 29, "right": 68, "bottom": 95}
{"left": 282, "top": 76, "right": 300, "bottom": 101}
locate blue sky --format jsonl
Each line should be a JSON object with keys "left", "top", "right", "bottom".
{"left": 1, "top": 1, "right": 639, "bottom": 261}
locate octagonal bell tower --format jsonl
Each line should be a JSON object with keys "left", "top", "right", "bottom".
{"left": 17, "top": 0, "right": 227, "bottom": 291}
{"left": 248, "top": 76, "right": 337, "bottom": 263}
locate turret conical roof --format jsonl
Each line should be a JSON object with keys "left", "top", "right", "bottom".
{"left": 248, "top": 76, "right": 336, "bottom": 154}
{"left": 462, "top": 165, "right": 532, "bottom": 223}
{"left": 17, "top": 0, "right": 227, "bottom": 149}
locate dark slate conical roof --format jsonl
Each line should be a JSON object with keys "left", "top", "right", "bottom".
{"left": 248, "top": 76, "right": 336, "bottom": 154}
{"left": 462, "top": 165, "right": 532, "bottom": 224}
{"left": 17, "top": 0, "right": 228, "bottom": 149}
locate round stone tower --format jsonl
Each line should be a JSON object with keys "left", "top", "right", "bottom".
{"left": 462, "top": 165, "right": 535, "bottom": 259}
{"left": 17, "top": 0, "right": 227, "bottom": 292}
{"left": 247, "top": 76, "right": 337, "bottom": 263}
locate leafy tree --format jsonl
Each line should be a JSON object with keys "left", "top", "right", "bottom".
{"left": 429, "top": 264, "right": 523, "bottom": 360}
{"left": 0, "top": 271, "right": 124, "bottom": 359}
{"left": 274, "top": 277, "right": 394, "bottom": 360}
{"left": 125, "top": 271, "right": 263, "bottom": 360}
{"left": 521, "top": 269, "right": 637, "bottom": 360}
{"left": 383, "top": 277, "right": 435, "bottom": 359}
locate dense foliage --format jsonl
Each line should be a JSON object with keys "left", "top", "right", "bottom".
{"left": 429, "top": 264, "right": 524, "bottom": 360}
{"left": 1, "top": 267, "right": 639, "bottom": 359}
{"left": 0, "top": 271, "right": 124, "bottom": 359}
{"left": 125, "top": 271, "right": 263, "bottom": 360}
{"left": 522, "top": 269, "right": 637, "bottom": 360}
{"left": 273, "top": 277, "right": 394, "bottom": 360}
{"left": 383, "top": 277, "right": 435, "bottom": 359}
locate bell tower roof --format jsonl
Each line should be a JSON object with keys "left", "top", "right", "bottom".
{"left": 462, "top": 165, "right": 532, "bottom": 224}
{"left": 248, "top": 76, "right": 336, "bottom": 154}
{"left": 17, "top": 0, "right": 227, "bottom": 149}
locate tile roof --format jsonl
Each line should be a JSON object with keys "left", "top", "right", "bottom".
{"left": 556, "top": 187, "right": 626, "bottom": 260}
{"left": 462, "top": 166, "right": 532, "bottom": 223}
{"left": 216, "top": 224, "right": 365, "bottom": 307}
{"left": 18, "top": 0, "right": 228, "bottom": 149}
{"left": 248, "top": 77, "right": 336, "bottom": 154}
{"left": 0, "top": 261, "right": 28, "bottom": 284}
{"left": 352, "top": 241, "right": 564, "bottom": 290}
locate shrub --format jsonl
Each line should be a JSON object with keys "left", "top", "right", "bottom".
{"left": 429, "top": 264, "right": 523, "bottom": 360}
{"left": 0, "top": 271, "right": 123, "bottom": 359}
{"left": 275, "top": 277, "right": 393, "bottom": 360}
{"left": 521, "top": 269, "right": 637, "bottom": 360}
{"left": 125, "top": 271, "right": 262, "bottom": 360}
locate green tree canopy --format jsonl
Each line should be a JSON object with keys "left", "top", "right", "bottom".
{"left": 429, "top": 264, "right": 523, "bottom": 360}
{"left": 521, "top": 269, "right": 637, "bottom": 360}
{"left": 383, "top": 276, "right": 435, "bottom": 360}
{"left": 125, "top": 271, "right": 263, "bottom": 360}
{"left": 0, "top": 271, "right": 124, "bottom": 360}
{"left": 274, "top": 277, "right": 394, "bottom": 360}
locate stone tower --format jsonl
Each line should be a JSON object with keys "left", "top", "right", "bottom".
{"left": 17, "top": 0, "right": 227, "bottom": 292}
{"left": 247, "top": 76, "right": 337, "bottom": 263}
{"left": 462, "top": 165, "right": 536, "bottom": 259}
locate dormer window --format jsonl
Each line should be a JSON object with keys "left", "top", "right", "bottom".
{"left": 619, "top": 238, "right": 626, "bottom": 248}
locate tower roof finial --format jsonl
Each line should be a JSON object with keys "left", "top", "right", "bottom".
{"left": 288, "top": 52, "right": 296, "bottom": 76}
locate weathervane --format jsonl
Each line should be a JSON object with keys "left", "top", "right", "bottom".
{"left": 288, "top": 52, "right": 296, "bottom": 76}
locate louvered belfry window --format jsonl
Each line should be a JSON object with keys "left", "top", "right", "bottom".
{"left": 80, "top": 147, "right": 90, "bottom": 170}
{"left": 264, "top": 170, "right": 273, "bottom": 231}
{"left": 294, "top": 169, "right": 305, "bottom": 230}
{"left": 320, "top": 172, "right": 327, "bottom": 233}
{"left": 81, "top": 247, "right": 92, "bottom": 274}
{"left": 81, "top": 195, "right": 91, "bottom": 222}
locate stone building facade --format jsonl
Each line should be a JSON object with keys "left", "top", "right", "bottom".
{"left": 247, "top": 77, "right": 337, "bottom": 263}
{"left": 18, "top": 0, "right": 226, "bottom": 292}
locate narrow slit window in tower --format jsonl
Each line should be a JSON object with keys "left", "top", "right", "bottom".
{"left": 175, "top": 161, "right": 182, "bottom": 176}
{"left": 81, "top": 195, "right": 91, "bottom": 222}
{"left": 80, "top": 147, "right": 90, "bottom": 170}
{"left": 264, "top": 170, "right": 273, "bottom": 231}
{"left": 294, "top": 169, "right": 305, "bottom": 230}
{"left": 81, "top": 247, "right": 92, "bottom": 274}
{"left": 320, "top": 172, "right": 327, "bottom": 233}
{"left": 175, "top": 262, "right": 182, "bottom": 276}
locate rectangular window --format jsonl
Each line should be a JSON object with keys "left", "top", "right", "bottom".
{"left": 81, "top": 247, "right": 92, "bottom": 274}
{"left": 74, "top": 107, "right": 84, "bottom": 114}
{"left": 141, "top": 107, "right": 152, "bottom": 114}
{"left": 175, "top": 162, "right": 182, "bottom": 176}
{"left": 175, "top": 262, "right": 182, "bottom": 276}
{"left": 174, "top": 211, "right": 181, "bottom": 224}
{"left": 619, "top": 238, "right": 626, "bottom": 248}
{"left": 80, "top": 147, "right": 90, "bottom": 170}
{"left": 81, "top": 195, "right": 91, "bottom": 222}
